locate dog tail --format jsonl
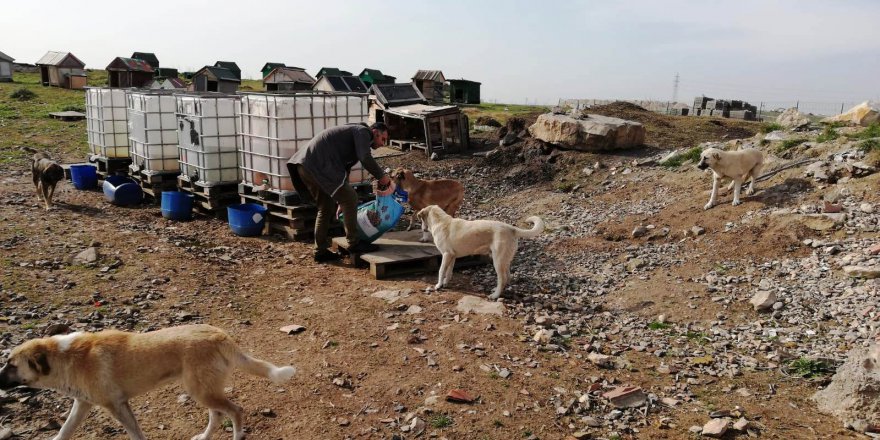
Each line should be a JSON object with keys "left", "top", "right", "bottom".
{"left": 235, "top": 352, "right": 296, "bottom": 384}
{"left": 19, "top": 146, "right": 38, "bottom": 154}
{"left": 513, "top": 216, "right": 545, "bottom": 239}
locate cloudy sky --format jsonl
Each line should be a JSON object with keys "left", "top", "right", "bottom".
{"left": 3, "top": 0, "right": 878, "bottom": 107}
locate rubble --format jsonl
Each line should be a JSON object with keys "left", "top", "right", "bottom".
{"left": 813, "top": 344, "right": 880, "bottom": 432}
{"left": 776, "top": 108, "right": 812, "bottom": 130}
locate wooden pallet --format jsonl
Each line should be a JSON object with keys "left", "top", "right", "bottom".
{"left": 238, "top": 182, "right": 302, "bottom": 206}
{"left": 177, "top": 177, "right": 240, "bottom": 215}
{"left": 129, "top": 169, "right": 180, "bottom": 202}
{"left": 332, "top": 230, "right": 489, "bottom": 279}
{"left": 87, "top": 155, "right": 131, "bottom": 175}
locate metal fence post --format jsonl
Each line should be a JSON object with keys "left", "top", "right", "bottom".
{"left": 796, "top": 100, "right": 799, "bottom": 111}
{"left": 840, "top": 103, "right": 845, "bottom": 114}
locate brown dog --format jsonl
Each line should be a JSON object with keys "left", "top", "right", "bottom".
{"left": 26, "top": 147, "right": 65, "bottom": 210}
{"left": 0, "top": 324, "right": 295, "bottom": 440}
{"left": 392, "top": 168, "right": 464, "bottom": 230}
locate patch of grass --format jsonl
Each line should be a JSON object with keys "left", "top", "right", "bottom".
{"left": 857, "top": 138, "right": 880, "bottom": 153}
{"left": 10, "top": 88, "right": 36, "bottom": 101}
{"left": 60, "top": 104, "right": 85, "bottom": 113}
{"left": 20, "top": 322, "right": 36, "bottom": 330}
{"left": 788, "top": 357, "right": 833, "bottom": 379}
{"left": 556, "top": 181, "right": 575, "bottom": 192}
{"left": 760, "top": 122, "right": 783, "bottom": 133}
{"left": 430, "top": 414, "right": 452, "bottom": 429}
{"left": 848, "top": 123, "right": 880, "bottom": 140}
{"left": 776, "top": 138, "right": 808, "bottom": 153}
{"left": 522, "top": 431, "right": 533, "bottom": 438}
{"left": 461, "top": 102, "right": 548, "bottom": 126}
{"left": 815, "top": 126, "right": 839, "bottom": 143}
{"left": 661, "top": 146, "right": 702, "bottom": 168}
{"left": 648, "top": 321, "right": 671, "bottom": 330}
{"left": 685, "top": 331, "right": 707, "bottom": 343}
{"left": 221, "top": 418, "right": 233, "bottom": 429}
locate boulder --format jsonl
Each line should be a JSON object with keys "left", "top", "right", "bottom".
{"left": 528, "top": 113, "right": 645, "bottom": 152}
{"left": 813, "top": 344, "right": 880, "bottom": 432}
{"left": 749, "top": 290, "right": 777, "bottom": 311}
{"left": 776, "top": 108, "right": 811, "bottom": 130}
{"left": 822, "top": 101, "right": 880, "bottom": 127}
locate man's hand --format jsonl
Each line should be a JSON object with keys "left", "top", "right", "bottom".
{"left": 377, "top": 174, "right": 391, "bottom": 189}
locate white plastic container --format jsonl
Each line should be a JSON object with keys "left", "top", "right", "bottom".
{"left": 85, "top": 88, "right": 129, "bottom": 158}
{"left": 127, "top": 91, "right": 180, "bottom": 174}
{"left": 176, "top": 93, "right": 241, "bottom": 185}
{"left": 238, "top": 92, "right": 369, "bottom": 191}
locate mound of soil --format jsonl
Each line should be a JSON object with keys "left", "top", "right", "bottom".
{"left": 474, "top": 116, "right": 502, "bottom": 127}
{"left": 586, "top": 101, "right": 759, "bottom": 149}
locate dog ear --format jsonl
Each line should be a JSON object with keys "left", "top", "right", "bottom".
{"left": 27, "top": 351, "right": 50, "bottom": 376}
{"left": 712, "top": 152, "right": 721, "bottom": 160}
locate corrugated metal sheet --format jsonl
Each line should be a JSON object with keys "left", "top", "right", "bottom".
{"left": 0, "top": 51, "right": 13, "bottom": 62}
{"left": 107, "top": 57, "right": 154, "bottom": 72}
{"left": 36, "top": 51, "right": 84, "bottom": 67}
{"left": 264, "top": 67, "right": 315, "bottom": 85}
{"left": 321, "top": 75, "right": 367, "bottom": 93}
{"left": 198, "top": 66, "right": 240, "bottom": 82}
{"left": 372, "top": 83, "right": 427, "bottom": 107}
{"left": 412, "top": 70, "right": 445, "bottom": 82}
{"left": 386, "top": 103, "right": 459, "bottom": 118}
{"left": 131, "top": 52, "right": 159, "bottom": 68}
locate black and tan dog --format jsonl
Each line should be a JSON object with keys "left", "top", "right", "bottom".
{"left": 0, "top": 324, "right": 296, "bottom": 440}
{"left": 24, "top": 147, "right": 65, "bottom": 210}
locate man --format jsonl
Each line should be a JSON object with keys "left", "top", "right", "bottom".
{"left": 287, "top": 122, "right": 392, "bottom": 262}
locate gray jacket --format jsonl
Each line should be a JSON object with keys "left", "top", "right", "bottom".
{"left": 287, "top": 124, "right": 385, "bottom": 197}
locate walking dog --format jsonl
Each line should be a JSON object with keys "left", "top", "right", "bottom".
{"left": 26, "top": 147, "right": 65, "bottom": 210}
{"left": 417, "top": 205, "right": 544, "bottom": 300}
{"left": 697, "top": 147, "right": 764, "bottom": 210}
{"left": 0, "top": 324, "right": 296, "bottom": 440}
{"left": 392, "top": 168, "right": 464, "bottom": 230}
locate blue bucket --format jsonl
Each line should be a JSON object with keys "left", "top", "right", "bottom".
{"left": 69, "top": 164, "right": 98, "bottom": 190}
{"left": 102, "top": 176, "right": 143, "bottom": 206}
{"left": 227, "top": 203, "right": 267, "bottom": 237}
{"left": 161, "top": 191, "right": 193, "bottom": 221}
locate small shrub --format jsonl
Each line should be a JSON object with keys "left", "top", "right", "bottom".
{"left": 788, "top": 357, "right": 833, "bottom": 379}
{"left": 856, "top": 123, "right": 880, "bottom": 140}
{"left": 430, "top": 414, "right": 452, "bottom": 429}
{"left": 648, "top": 321, "right": 671, "bottom": 330}
{"left": 760, "top": 122, "right": 783, "bottom": 133}
{"left": 10, "top": 88, "right": 36, "bottom": 101}
{"left": 815, "top": 126, "right": 839, "bottom": 143}
{"left": 857, "top": 138, "right": 880, "bottom": 153}
{"left": 662, "top": 146, "right": 703, "bottom": 168}
{"left": 776, "top": 138, "right": 807, "bottom": 153}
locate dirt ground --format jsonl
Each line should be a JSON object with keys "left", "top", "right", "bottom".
{"left": 1, "top": 103, "right": 876, "bottom": 439}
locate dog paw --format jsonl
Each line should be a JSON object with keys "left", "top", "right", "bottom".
{"left": 703, "top": 203, "right": 714, "bottom": 210}
{"left": 191, "top": 434, "right": 209, "bottom": 440}
{"left": 731, "top": 200, "right": 741, "bottom": 206}
{"left": 745, "top": 188, "right": 755, "bottom": 196}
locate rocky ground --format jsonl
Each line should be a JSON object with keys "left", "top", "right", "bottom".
{"left": 1, "top": 106, "right": 878, "bottom": 440}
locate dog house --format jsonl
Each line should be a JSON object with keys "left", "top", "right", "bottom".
{"left": 191, "top": 66, "right": 240, "bottom": 93}
{"left": 127, "top": 90, "right": 180, "bottom": 174}
{"left": 0, "top": 51, "right": 13, "bottom": 82}
{"left": 382, "top": 104, "right": 469, "bottom": 157}
{"left": 36, "top": 51, "right": 86, "bottom": 89}
{"left": 107, "top": 57, "right": 155, "bottom": 88}
{"left": 238, "top": 92, "right": 369, "bottom": 191}
{"left": 131, "top": 52, "right": 159, "bottom": 69}
{"left": 263, "top": 66, "right": 315, "bottom": 91}
{"left": 213, "top": 61, "right": 241, "bottom": 80}
{"left": 86, "top": 87, "right": 130, "bottom": 158}
{"left": 448, "top": 79, "right": 481, "bottom": 105}
{"left": 313, "top": 75, "right": 368, "bottom": 93}
{"left": 176, "top": 93, "right": 241, "bottom": 185}
{"left": 411, "top": 70, "right": 446, "bottom": 103}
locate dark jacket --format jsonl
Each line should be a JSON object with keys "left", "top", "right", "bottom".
{"left": 287, "top": 124, "right": 385, "bottom": 198}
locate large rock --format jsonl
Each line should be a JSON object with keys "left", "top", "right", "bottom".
{"left": 528, "top": 113, "right": 645, "bottom": 151}
{"left": 822, "top": 101, "right": 880, "bottom": 127}
{"left": 776, "top": 108, "right": 811, "bottom": 130}
{"left": 813, "top": 344, "right": 880, "bottom": 432}
{"left": 457, "top": 295, "right": 505, "bottom": 315}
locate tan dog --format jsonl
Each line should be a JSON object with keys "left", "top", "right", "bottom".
{"left": 393, "top": 168, "right": 464, "bottom": 230}
{"left": 417, "top": 205, "right": 544, "bottom": 300}
{"left": 0, "top": 325, "right": 295, "bottom": 440}
{"left": 26, "top": 147, "right": 65, "bottom": 210}
{"left": 697, "top": 147, "right": 764, "bottom": 210}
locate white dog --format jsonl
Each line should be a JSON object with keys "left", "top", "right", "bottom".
{"left": 697, "top": 147, "right": 764, "bottom": 210}
{"left": 417, "top": 205, "right": 544, "bottom": 299}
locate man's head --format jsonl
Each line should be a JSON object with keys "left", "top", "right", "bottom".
{"left": 370, "top": 122, "right": 389, "bottom": 149}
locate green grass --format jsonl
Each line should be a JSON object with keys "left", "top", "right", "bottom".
{"left": 815, "top": 126, "right": 839, "bottom": 143}
{"left": 461, "top": 102, "right": 548, "bottom": 126}
{"left": 847, "top": 123, "right": 880, "bottom": 140}
{"left": 857, "top": 138, "right": 880, "bottom": 153}
{"left": 0, "top": 72, "right": 90, "bottom": 166}
{"left": 788, "top": 358, "right": 833, "bottom": 379}
{"left": 661, "top": 146, "right": 702, "bottom": 168}
{"left": 430, "top": 414, "right": 452, "bottom": 429}
{"left": 776, "top": 138, "right": 808, "bottom": 153}
{"left": 648, "top": 321, "right": 671, "bottom": 330}
{"left": 760, "top": 122, "right": 783, "bottom": 133}
{"left": 10, "top": 88, "right": 36, "bottom": 101}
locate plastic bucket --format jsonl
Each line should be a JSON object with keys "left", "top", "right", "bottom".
{"left": 102, "top": 175, "right": 143, "bottom": 206}
{"left": 227, "top": 203, "right": 267, "bottom": 237}
{"left": 161, "top": 191, "right": 193, "bottom": 221}
{"left": 69, "top": 165, "right": 98, "bottom": 190}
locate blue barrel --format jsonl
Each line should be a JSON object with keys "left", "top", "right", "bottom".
{"left": 161, "top": 191, "right": 193, "bottom": 221}
{"left": 227, "top": 203, "right": 267, "bottom": 237}
{"left": 69, "top": 165, "right": 98, "bottom": 190}
{"left": 102, "top": 176, "right": 143, "bottom": 206}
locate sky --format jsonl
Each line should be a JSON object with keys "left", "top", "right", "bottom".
{"left": 2, "top": 0, "right": 878, "bottom": 108}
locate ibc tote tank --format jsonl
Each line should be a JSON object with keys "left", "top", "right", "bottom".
{"left": 237, "top": 92, "right": 370, "bottom": 191}
{"left": 127, "top": 90, "right": 180, "bottom": 174}
{"left": 176, "top": 93, "right": 241, "bottom": 185}
{"left": 85, "top": 87, "right": 130, "bottom": 158}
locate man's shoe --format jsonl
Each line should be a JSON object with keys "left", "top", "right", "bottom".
{"left": 348, "top": 242, "right": 379, "bottom": 253}
{"left": 314, "top": 249, "right": 342, "bottom": 263}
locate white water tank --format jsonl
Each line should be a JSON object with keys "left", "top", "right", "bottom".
{"left": 238, "top": 92, "right": 370, "bottom": 191}
{"left": 85, "top": 87, "right": 129, "bottom": 158}
{"left": 176, "top": 93, "right": 241, "bottom": 185}
{"left": 127, "top": 91, "right": 180, "bottom": 174}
